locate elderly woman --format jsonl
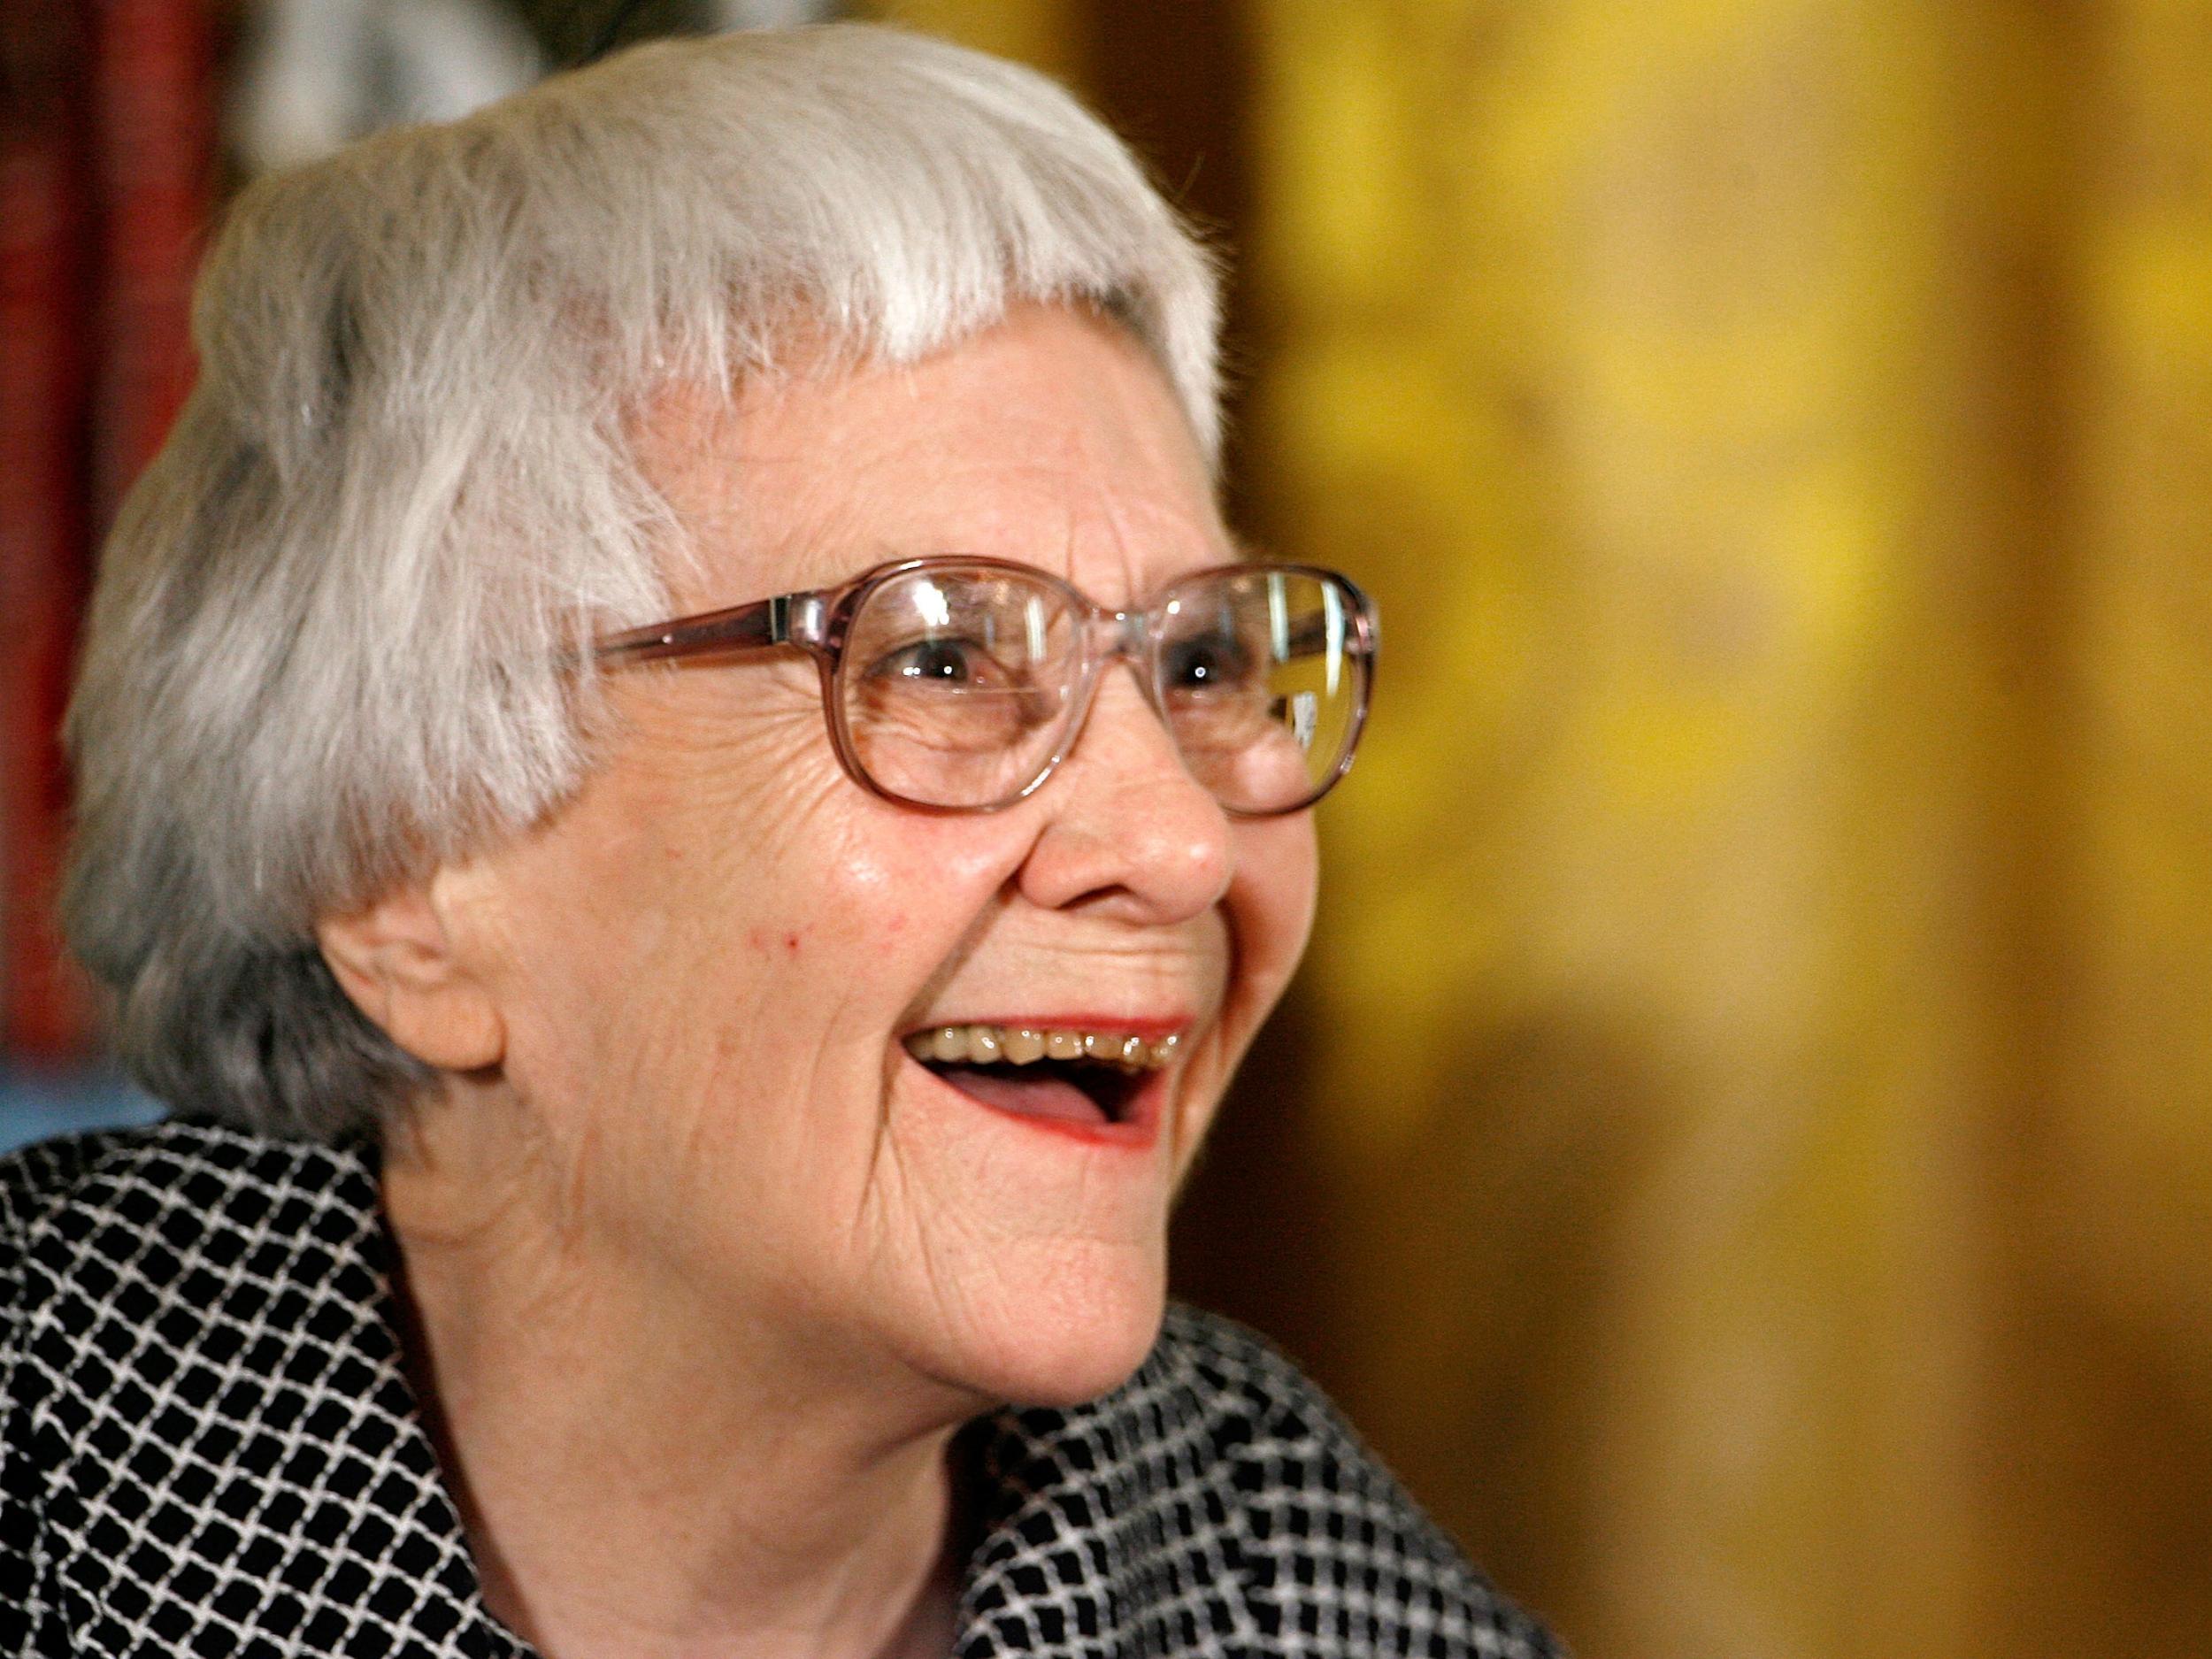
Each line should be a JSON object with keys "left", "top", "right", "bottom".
{"left": 6, "top": 26, "right": 1557, "bottom": 1659}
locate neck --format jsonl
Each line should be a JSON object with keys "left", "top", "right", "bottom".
{"left": 380, "top": 1093, "right": 977, "bottom": 1659}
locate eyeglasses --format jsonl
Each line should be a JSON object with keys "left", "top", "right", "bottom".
{"left": 595, "top": 556, "right": 1377, "bottom": 816}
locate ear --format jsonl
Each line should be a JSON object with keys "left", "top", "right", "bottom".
{"left": 316, "top": 874, "right": 505, "bottom": 1074}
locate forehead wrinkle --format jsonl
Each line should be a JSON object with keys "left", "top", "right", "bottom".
{"left": 635, "top": 311, "right": 1228, "bottom": 610}
{"left": 737, "top": 453, "right": 1219, "bottom": 611}
{"left": 661, "top": 449, "right": 914, "bottom": 607}
{"left": 632, "top": 381, "right": 925, "bottom": 604}
{"left": 865, "top": 455, "right": 1220, "bottom": 608}
{"left": 1074, "top": 470, "right": 1225, "bottom": 611}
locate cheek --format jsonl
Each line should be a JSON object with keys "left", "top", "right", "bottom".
{"left": 800, "top": 816, "right": 1026, "bottom": 979}
{"left": 1229, "top": 816, "right": 1319, "bottom": 999}
{"left": 533, "top": 674, "right": 1033, "bottom": 1044}
{"left": 623, "top": 841, "right": 1026, "bottom": 1225}
{"left": 463, "top": 745, "right": 842, "bottom": 1120}
{"left": 1162, "top": 818, "right": 1316, "bottom": 1183}
{"left": 518, "top": 737, "right": 1018, "bottom": 1069}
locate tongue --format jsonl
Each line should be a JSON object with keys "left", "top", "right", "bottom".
{"left": 941, "top": 1067, "right": 1108, "bottom": 1125}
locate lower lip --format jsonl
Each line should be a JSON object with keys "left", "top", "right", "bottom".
{"left": 905, "top": 1053, "right": 1168, "bottom": 1150}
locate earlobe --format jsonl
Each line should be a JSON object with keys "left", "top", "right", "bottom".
{"left": 315, "top": 878, "right": 506, "bottom": 1074}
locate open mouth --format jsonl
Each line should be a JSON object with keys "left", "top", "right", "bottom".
{"left": 901, "top": 1022, "right": 1181, "bottom": 1131}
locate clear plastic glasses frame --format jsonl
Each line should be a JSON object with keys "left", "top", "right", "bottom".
{"left": 595, "top": 555, "right": 1379, "bottom": 816}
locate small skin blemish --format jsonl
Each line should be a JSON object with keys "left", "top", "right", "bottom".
{"left": 783, "top": 932, "right": 801, "bottom": 954}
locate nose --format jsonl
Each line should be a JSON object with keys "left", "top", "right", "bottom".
{"left": 1012, "top": 661, "right": 1234, "bottom": 923}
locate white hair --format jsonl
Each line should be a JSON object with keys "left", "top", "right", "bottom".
{"left": 64, "top": 24, "right": 1223, "bottom": 1140}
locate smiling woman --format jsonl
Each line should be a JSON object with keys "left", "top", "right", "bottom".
{"left": 6, "top": 25, "right": 1557, "bottom": 1659}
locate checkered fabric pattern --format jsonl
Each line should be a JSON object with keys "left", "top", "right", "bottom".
{"left": 0, "top": 1121, "right": 1561, "bottom": 1657}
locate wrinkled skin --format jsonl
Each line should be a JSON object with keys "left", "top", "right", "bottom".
{"left": 320, "top": 304, "right": 1318, "bottom": 1655}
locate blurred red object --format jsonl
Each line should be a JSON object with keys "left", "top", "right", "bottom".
{"left": 0, "top": 0, "right": 211, "bottom": 1058}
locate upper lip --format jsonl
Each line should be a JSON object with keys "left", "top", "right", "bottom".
{"left": 901, "top": 1015, "right": 1190, "bottom": 1041}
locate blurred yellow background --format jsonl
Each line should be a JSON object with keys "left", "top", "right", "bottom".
{"left": 4, "top": 2, "right": 2208, "bottom": 1654}
{"left": 890, "top": 4, "right": 2212, "bottom": 1656}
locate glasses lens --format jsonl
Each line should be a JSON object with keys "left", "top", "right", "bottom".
{"left": 1154, "top": 567, "right": 1370, "bottom": 814}
{"left": 838, "top": 565, "right": 1082, "bottom": 808}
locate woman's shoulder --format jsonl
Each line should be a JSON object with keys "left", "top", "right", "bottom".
{"left": 958, "top": 1303, "right": 1565, "bottom": 1659}
{"left": 0, "top": 1117, "right": 389, "bottom": 1416}
{"left": 0, "top": 1118, "right": 389, "bottom": 1407}
{"left": 0, "top": 1118, "right": 484, "bottom": 1651}
{"left": 0, "top": 1116, "right": 378, "bottom": 1269}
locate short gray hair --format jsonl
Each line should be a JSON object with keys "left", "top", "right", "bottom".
{"left": 64, "top": 24, "right": 1222, "bottom": 1141}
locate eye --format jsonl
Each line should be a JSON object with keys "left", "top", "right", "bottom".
{"left": 1161, "top": 631, "right": 1256, "bottom": 693}
{"left": 865, "top": 637, "right": 1008, "bottom": 688}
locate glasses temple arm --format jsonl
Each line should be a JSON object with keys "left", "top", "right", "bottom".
{"left": 595, "top": 593, "right": 821, "bottom": 666}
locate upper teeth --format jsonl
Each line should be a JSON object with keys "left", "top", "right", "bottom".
{"left": 903, "top": 1024, "right": 1182, "bottom": 1071}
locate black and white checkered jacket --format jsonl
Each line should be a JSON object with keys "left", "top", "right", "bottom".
{"left": 0, "top": 1120, "right": 1561, "bottom": 1656}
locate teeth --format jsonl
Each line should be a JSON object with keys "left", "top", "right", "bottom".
{"left": 902, "top": 1023, "right": 1184, "bottom": 1073}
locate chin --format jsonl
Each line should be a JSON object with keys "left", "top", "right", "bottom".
{"left": 912, "top": 1240, "right": 1171, "bottom": 1410}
